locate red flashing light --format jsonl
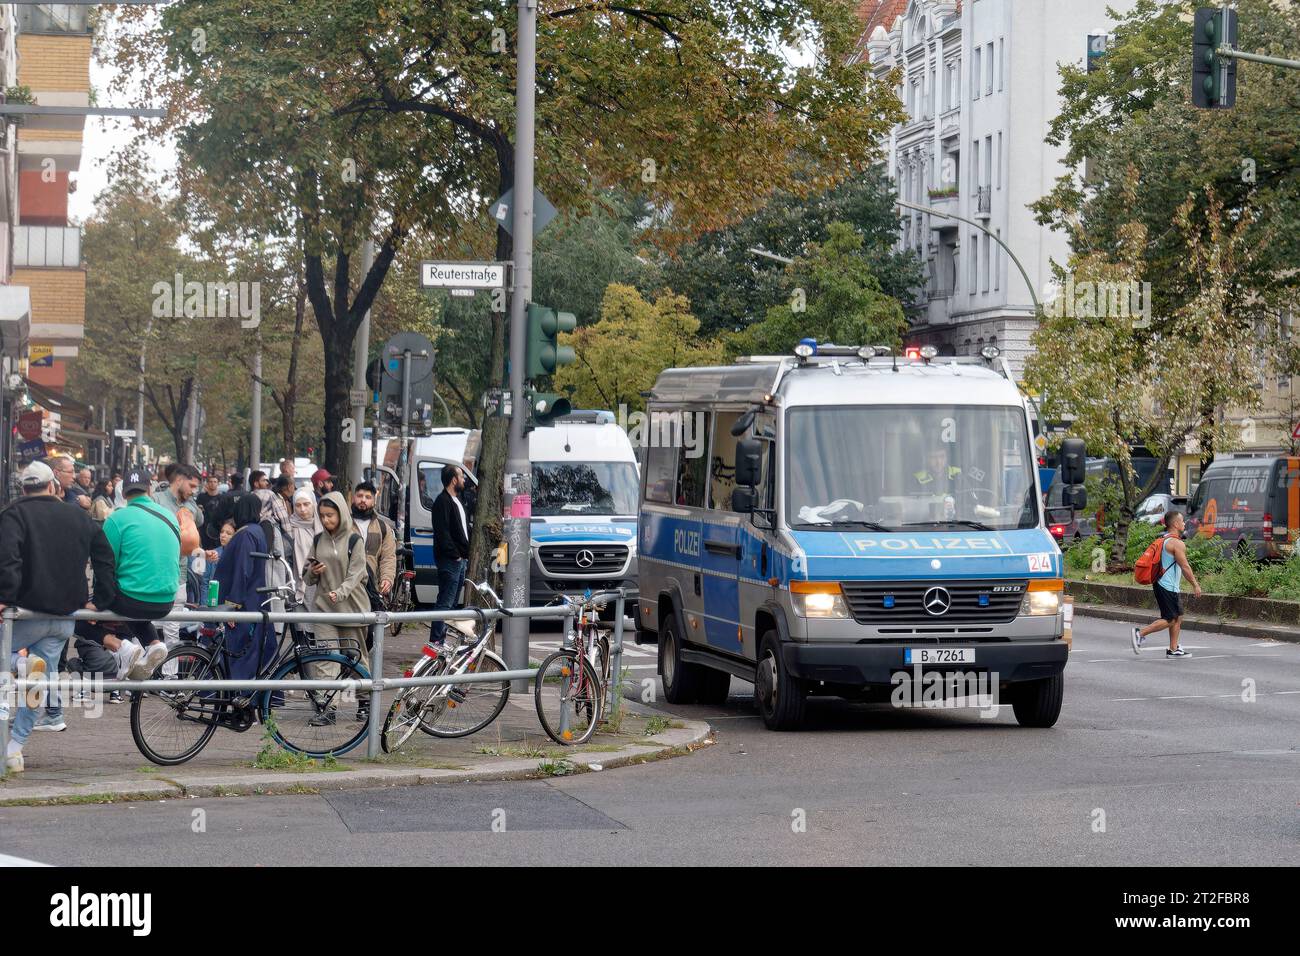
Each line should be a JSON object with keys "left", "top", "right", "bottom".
{"left": 1049, "top": 524, "right": 1066, "bottom": 538}
{"left": 905, "top": 346, "right": 922, "bottom": 360}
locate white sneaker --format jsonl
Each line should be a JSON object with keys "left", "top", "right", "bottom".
{"left": 5, "top": 741, "right": 23, "bottom": 773}
{"left": 1131, "top": 626, "right": 1144, "bottom": 655}
{"left": 127, "top": 642, "right": 169, "bottom": 681}
{"left": 31, "top": 715, "right": 67, "bottom": 732}
{"left": 117, "top": 641, "right": 145, "bottom": 679}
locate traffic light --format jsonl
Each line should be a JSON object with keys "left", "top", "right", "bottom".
{"left": 1193, "top": 7, "right": 1237, "bottom": 109}
{"left": 525, "top": 389, "right": 571, "bottom": 428}
{"left": 525, "top": 303, "right": 576, "bottom": 378}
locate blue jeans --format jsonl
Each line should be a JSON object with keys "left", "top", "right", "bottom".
{"left": 431, "top": 557, "right": 467, "bottom": 642}
{"left": 7, "top": 618, "right": 74, "bottom": 747}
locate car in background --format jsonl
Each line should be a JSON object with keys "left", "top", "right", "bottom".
{"left": 1135, "top": 493, "right": 1188, "bottom": 525}
{"left": 1185, "top": 456, "right": 1300, "bottom": 561}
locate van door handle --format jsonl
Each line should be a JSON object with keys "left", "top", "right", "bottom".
{"left": 704, "top": 540, "right": 741, "bottom": 558}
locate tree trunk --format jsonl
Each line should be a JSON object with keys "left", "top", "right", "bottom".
{"left": 467, "top": 223, "right": 512, "bottom": 586}
{"left": 321, "top": 331, "right": 353, "bottom": 483}
{"left": 280, "top": 282, "right": 306, "bottom": 457}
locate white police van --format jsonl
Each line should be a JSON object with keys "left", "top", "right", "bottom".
{"left": 529, "top": 412, "right": 639, "bottom": 613}
{"left": 637, "top": 343, "right": 1087, "bottom": 730}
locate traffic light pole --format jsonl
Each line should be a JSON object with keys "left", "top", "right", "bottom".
{"left": 502, "top": 0, "right": 538, "bottom": 687}
{"left": 1216, "top": 47, "right": 1300, "bottom": 71}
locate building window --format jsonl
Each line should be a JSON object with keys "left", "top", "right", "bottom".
{"left": 985, "top": 135, "right": 993, "bottom": 188}
{"left": 970, "top": 233, "right": 979, "bottom": 291}
{"left": 972, "top": 145, "right": 980, "bottom": 196}
{"left": 996, "top": 132, "right": 1003, "bottom": 189}
{"left": 972, "top": 47, "right": 981, "bottom": 100}
{"left": 986, "top": 42, "right": 994, "bottom": 95}
{"left": 998, "top": 38, "right": 1005, "bottom": 90}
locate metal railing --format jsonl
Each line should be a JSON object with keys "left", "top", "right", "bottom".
{"left": 0, "top": 602, "right": 578, "bottom": 762}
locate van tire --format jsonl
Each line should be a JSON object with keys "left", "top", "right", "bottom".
{"left": 1011, "top": 673, "right": 1064, "bottom": 728}
{"left": 754, "top": 631, "right": 807, "bottom": 730}
{"left": 659, "top": 611, "right": 706, "bottom": 705}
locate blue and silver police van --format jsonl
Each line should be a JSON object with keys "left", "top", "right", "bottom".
{"left": 637, "top": 343, "right": 1087, "bottom": 730}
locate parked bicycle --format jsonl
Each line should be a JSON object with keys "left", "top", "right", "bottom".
{"left": 386, "top": 545, "right": 417, "bottom": 635}
{"left": 129, "top": 551, "right": 373, "bottom": 765}
{"left": 534, "top": 591, "right": 614, "bottom": 746}
{"left": 380, "top": 581, "right": 513, "bottom": 753}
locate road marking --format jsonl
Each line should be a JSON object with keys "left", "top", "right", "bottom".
{"left": 1157, "top": 695, "right": 1208, "bottom": 699}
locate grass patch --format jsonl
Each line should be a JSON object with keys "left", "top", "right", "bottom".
{"left": 643, "top": 715, "right": 672, "bottom": 735}
{"left": 136, "top": 766, "right": 160, "bottom": 774}
{"left": 251, "top": 715, "right": 349, "bottom": 772}
{"left": 536, "top": 758, "right": 577, "bottom": 777}
{"left": 473, "top": 745, "right": 549, "bottom": 759}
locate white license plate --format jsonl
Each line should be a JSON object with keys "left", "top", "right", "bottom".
{"left": 904, "top": 647, "right": 976, "bottom": 665}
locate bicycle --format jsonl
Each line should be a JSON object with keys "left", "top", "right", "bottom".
{"left": 386, "top": 546, "right": 417, "bottom": 635}
{"left": 380, "top": 581, "right": 513, "bottom": 752}
{"left": 534, "top": 591, "right": 614, "bottom": 746}
{"left": 129, "top": 551, "right": 373, "bottom": 765}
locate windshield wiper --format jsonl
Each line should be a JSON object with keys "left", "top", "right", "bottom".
{"left": 899, "top": 520, "right": 995, "bottom": 531}
{"left": 791, "top": 520, "right": 894, "bottom": 532}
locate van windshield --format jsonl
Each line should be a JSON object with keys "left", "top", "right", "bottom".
{"left": 786, "top": 405, "right": 1038, "bottom": 531}
{"left": 532, "top": 461, "right": 639, "bottom": 516}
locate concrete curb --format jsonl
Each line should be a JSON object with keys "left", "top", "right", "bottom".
{"left": 0, "top": 713, "right": 713, "bottom": 807}
{"left": 1073, "top": 603, "right": 1300, "bottom": 643}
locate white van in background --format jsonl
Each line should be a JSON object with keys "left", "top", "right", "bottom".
{"left": 528, "top": 413, "right": 639, "bottom": 613}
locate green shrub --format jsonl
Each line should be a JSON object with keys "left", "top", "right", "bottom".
{"left": 1183, "top": 534, "right": 1226, "bottom": 578}
{"left": 1266, "top": 557, "right": 1300, "bottom": 602}
{"left": 1124, "top": 520, "right": 1161, "bottom": 566}
{"left": 1202, "top": 556, "right": 1288, "bottom": 598}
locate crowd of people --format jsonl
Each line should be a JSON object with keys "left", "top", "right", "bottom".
{"left": 1, "top": 455, "right": 400, "bottom": 774}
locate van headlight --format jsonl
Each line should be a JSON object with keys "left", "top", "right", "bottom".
{"left": 1020, "top": 579, "right": 1064, "bottom": 616}
{"left": 791, "top": 581, "right": 850, "bottom": 619}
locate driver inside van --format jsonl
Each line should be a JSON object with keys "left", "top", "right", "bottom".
{"left": 913, "top": 447, "right": 962, "bottom": 494}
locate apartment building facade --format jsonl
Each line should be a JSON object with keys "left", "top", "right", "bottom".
{"left": 856, "top": 0, "right": 1137, "bottom": 374}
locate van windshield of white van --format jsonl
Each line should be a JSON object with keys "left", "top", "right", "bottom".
{"left": 786, "top": 405, "right": 1038, "bottom": 531}
{"left": 532, "top": 461, "right": 639, "bottom": 516}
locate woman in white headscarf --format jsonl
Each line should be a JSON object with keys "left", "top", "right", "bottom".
{"left": 288, "top": 487, "right": 322, "bottom": 608}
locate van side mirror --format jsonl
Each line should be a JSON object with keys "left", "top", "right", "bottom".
{"left": 1060, "top": 437, "right": 1086, "bottom": 485}
{"left": 735, "top": 438, "right": 762, "bottom": 487}
{"left": 731, "top": 487, "right": 756, "bottom": 513}
{"left": 1064, "top": 485, "right": 1087, "bottom": 509}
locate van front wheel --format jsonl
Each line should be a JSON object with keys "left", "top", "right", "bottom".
{"left": 1010, "top": 673, "right": 1064, "bottom": 728}
{"left": 754, "top": 632, "right": 807, "bottom": 730}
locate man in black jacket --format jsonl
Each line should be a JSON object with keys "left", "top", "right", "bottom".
{"left": 430, "top": 463, "right": 470, "bottom": 643}
{"left": 1, "top": 461, "right": 119, "bottom": 773}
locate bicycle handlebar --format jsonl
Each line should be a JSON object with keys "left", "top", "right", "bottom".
{"left": 471, "top": 581, "right": 514, "bottom": 617}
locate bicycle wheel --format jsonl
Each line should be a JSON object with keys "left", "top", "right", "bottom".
{"left": 534, "top": 649, "right": 602, "bottom": 746}
{"left": 418, "top": 649, "right": 511, "bottom": 739}
{"left": 262, "top": 653, "right": 371, "bottom": 758}
{"left": 130, "top": 643, "right": 224, "bottom": 766}
{"left": 381, "top": 654, "right": 440, "bottom": 753}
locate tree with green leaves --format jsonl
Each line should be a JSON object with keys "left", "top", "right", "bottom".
{"left": 554, "top": 284, "right": 722, "bottom": 413}
{"left": 1032, "top": 0, "right": 1300, "bottom": 473}
{"left": 727, "top": 222, "right": 908, "bottom": 357}
{"left": 662, "top": 168, "right": 922, "bottom": 338}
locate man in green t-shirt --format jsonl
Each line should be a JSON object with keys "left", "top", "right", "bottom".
{"left": 102, "top": 469, "right": 181, "bottom": 670}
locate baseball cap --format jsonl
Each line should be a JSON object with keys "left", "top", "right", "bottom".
{"left": 19, "top": 461, "right": 55, "bottom": 489}
{"left": 311, "top": 468, "right": 332, "bottom": 483}
{"left": 122, "top": 469, "right": 152, "bottom": 494}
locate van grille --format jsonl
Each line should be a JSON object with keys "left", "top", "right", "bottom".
{"left": 840, "top": 579, "right": 1027, "bottom": 624}
{"left": 539, "top": 545, "right": 628, "bottom": 575}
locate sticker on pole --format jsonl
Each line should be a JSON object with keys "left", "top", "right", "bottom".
{"left": 510, "top": 494, "right": 532, "bottom": 519}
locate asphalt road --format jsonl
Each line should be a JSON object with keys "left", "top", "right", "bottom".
{"left": 3, "top": 615, "right": 1297, "bottom": 866}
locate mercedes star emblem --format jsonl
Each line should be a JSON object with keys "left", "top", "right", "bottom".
{"left": 575, "top": 549, "right": 596, "bottom": 569}
{"left": 922, "top": 586, "right": 952, "bottom": 616}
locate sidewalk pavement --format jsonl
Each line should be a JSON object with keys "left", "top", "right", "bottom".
{"left": 0, "top": 627, "right": 711, "bottom": 806}
{"left": 1072, "top": 601, "right": 1300, "bottom": 643}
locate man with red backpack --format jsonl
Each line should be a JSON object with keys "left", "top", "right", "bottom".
{"left": 1132, "top": 511, "right": 1202, "bottom": 657}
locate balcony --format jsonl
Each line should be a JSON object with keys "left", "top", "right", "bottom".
{"left": 14, "top": 225, "right": 81, "bottom": 267}
{"left": 17, "top": 4, "right": 92, "bottom": 35}
{"left": 975, "top": 186, "right": 992, "bottom": 219}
